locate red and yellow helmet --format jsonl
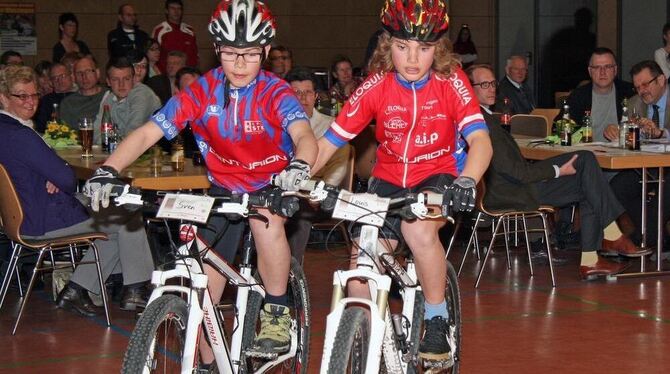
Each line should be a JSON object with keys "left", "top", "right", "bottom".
{"left": 209, "top": 0, "right": 276, "bottom": 48}
{"left": 380, "top": 0, "right": 450, "bottom": 42}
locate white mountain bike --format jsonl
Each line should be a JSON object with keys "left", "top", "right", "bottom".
{"left": 305, "top": 183, "right": 462, "bottom": 374}
{"left": 115, "top": 186, "right": 310, "bottom": 374}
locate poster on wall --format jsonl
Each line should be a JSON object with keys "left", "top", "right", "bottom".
{"left": 0, "top": 2, "right": 36, "bottom": 55}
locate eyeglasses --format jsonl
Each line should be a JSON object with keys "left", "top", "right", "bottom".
{"left": 217, "top": 48, "right": 263, "bottom": 63}
{"left": 472, "top": 80, "right": 497, "bottom": 89}
{"left": 50, "top": 73, "right": 69, "bottom": 82}
{"left": 293, "top": 89, "right": 315, "bottom": 97}
{"left": 634, "top": 75, "right": 660, "bottom": 92}
{"left": 10, "top": 93, "right": 39, "bottom": 102}
{"left": 133, "top": 63, "right": 148, "bottom": 69}
{"left": 271, "top": 55, "right": 290, "bottom": 61}
{"left": 589, "top": 64, "right": 616, "bottom": 72}
{"left": 75, "top": 69, "right": 96, "bottom": 78}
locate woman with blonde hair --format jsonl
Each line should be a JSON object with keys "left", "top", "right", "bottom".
{"left": 313, "top": 0, "right": 492, "bottom": 364}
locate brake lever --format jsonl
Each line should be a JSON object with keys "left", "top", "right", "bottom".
{"left": 248, "top": 210, "right": 269, "bottom": 228}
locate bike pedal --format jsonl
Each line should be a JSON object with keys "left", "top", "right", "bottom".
{"left": 244, "top": 350, "right": 279, "bottom": 360}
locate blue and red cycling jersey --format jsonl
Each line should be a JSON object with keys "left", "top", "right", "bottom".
{"left": 324, "top": 69, "right": 487, "bottom": 188}
{"left": 151, "top": 68, "right": 307, "bottom": 192}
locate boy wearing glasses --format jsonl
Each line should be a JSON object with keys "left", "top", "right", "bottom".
{"left": 83, "top": 0, "right": 316, "bottom": 364}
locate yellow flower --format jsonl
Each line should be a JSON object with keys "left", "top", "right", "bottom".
{"left": 60, "top": 125, "right": 69, "bottom": 132}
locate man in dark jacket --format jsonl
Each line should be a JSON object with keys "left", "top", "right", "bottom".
{"left": 467, "top": 64, "right": 649, "bottom": 280}
{"left": 107, "top": 4, "right": 150, "bottom": 60}
{"left": 560, "top": 48, "right": 634, "bottom": 142}
{"left": 496, "top": 55, "right": 535, "bottom": 114}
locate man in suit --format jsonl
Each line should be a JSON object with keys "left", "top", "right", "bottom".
{"left": 496, "top": 55, "right": 534, "bottom": 114}
{"left": 467, "top": 64, "right": 649, "bottom": 280}
{"left": 609, "top": 60, "right": 670, "bottom": 250}
{"left": 562, "top": 47, "right": 634, "bottom": 142}
{"left": 146, "top": 50, "right": 186, "bottom": 105}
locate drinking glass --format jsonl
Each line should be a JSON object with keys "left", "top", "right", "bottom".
{"left": 78, "top": 117, "right": 94, "bottom": 158}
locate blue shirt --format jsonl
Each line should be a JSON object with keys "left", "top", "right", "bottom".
{"left": 648, "top": 87, "right": 668, "bottom": 128}
{"left": 0, "top": 114, "right": 88, "bottom": 236}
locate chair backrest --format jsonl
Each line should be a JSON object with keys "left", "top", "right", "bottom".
{"left": 530, "top": 108, "right": 560, "bottom": 127}
{"left": 0, "top": 164, "right": 25, "bottom": 245}
{"left": 510, "top": 114, "right": 550, "bottom": 137}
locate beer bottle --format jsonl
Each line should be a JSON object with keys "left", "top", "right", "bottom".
{"left": 500, "top": 97, "right": 512, "bottom": 132}
{"left": 100, "top": 105, "right": 112, "bottom": 153}
{"left": 582, "top": 110, "right": 593, "bottom": 143}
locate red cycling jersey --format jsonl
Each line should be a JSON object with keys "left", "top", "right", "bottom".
{"left": 324, "top": 69, "right": 487, "bottom": 188}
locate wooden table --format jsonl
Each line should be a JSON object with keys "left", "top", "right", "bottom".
{"left": 58, "top": 146, "right": 211, "bottom": 190}
{"left": 515, "top": 137, "right": 670, "bottom": 276}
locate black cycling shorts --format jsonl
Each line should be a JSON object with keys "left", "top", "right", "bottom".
{"left": 351, "top": 173, "right": 455, "bottom": 241}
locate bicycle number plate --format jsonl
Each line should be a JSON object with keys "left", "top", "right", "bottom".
{"left": 332, "top": 191, "right": 389, "bottom": 227}
{"left": 156, "top": 193, "right": 215, "bottom": 223}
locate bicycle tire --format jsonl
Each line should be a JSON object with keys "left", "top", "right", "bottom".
{"left": 326, "top": 306, "right": 370, "bottom": 374}
{"left": 121, "top": 294, "right": 189, "bottom": 374}
{"left": 240, "top": 257, "right": 311, "bottom": 373}
{"left": 407, "top": 261, "right": 461, "bottom": 373}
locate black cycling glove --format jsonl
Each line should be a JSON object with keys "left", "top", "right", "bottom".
{"left": 442, "top": 176, "right": 477, "bottom": 215}
{"left": 267, "top": 188, "right": 300, "bottom": 218}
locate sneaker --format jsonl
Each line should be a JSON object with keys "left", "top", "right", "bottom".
{"left": 250, "top": 303, "right": 291, "bottom": 356}
{"left": 419, "top": 316, "right": 451, "bottom": 362}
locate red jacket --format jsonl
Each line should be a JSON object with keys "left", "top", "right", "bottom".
{"left": 152, "top": 21, "right": 198, "bottom": 70}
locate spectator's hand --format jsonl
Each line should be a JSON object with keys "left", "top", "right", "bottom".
{"left": 267, "top": 188, "right": 300, "bottom": 218}
{"left": 442, "top": 176, "right": 477, "bottom": 215}
{"left": 637, "top": 117, "right": 662, "bottom": 138}
{"left": 275, "top": 159, "right": 310, "bottom": 191}
{"left": 46, "top": 181, "right": 59, "bottom": 194}
{"left": 558, "top": 154, "right": 578, "bottom": 176}
{"left": 82, "top": 166, "right": 125, "bottom": 211}
{"left": 603, "top": 124, "right": 619, "bottom": 142}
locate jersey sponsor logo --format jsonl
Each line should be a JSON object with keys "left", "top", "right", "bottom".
{"left": 420, "top": 114, "right": 447, "bottom": 127}
{"left": 414, "top": 132, "right": 439, "bottom": 147}
{"left": 244, "top": 121, "right": 264, "bottom": 135}
{"left": 449, "top": 74, "right": 472, "bottom": 105}
{"left": 380, "top": 145, "right": 450, "bottom": 163}
{"left": 384, "top": 105, "right": 407, "bottom": 115}
{"left": 155, "top": 113, "right": 166, "bottom": 122}
{"left": 421, "top": 99, "right": 439, "bottom": 111}
{"left": 207, "top": 105, "right": 222, "bottom": 116}
{"left": 209, "top": 148, "right": 288, "bottom": 170}
{"left": 384, "top": 130, "right": 403, "bottom": 143}
{"left": 384, "top": 116, "right": 408, "bottom": 129}
{"left": 346, "top": 103, "right": 361, "bottom": 117}
{"left": 348, "top": 73, "right": 384, "bottom": 105}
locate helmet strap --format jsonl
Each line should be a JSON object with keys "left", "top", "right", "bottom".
{"left": 223, "top": 79, "right": 231, "bottom": 109}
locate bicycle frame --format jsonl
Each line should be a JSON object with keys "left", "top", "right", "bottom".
{"left": 144, "top": 224, "right": 299, "bottom": 374}
{"left": 319, "top": 224, "right": 421, "bottom": 374}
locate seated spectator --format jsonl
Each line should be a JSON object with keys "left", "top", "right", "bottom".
{"left": 467, "top": 64, "right": 650, "bottom": 280}
{"left": 610, "top": 60, "right": 670, "bottom": 249}
{"left": 127, "top": 50, "right": 149, "bottom": 84}
{"left": 284, "top": 67, "right": 350, "bottom": 264}
{"left": 329, "top": 54, "right": 361, "bottom": 102}
{"left": 33, "top": 60, "right": 53, "bottom": 97}
{"left": 146, "top": 50, "right": 186, "bottom": 104}
{"left": 94, "top": 57, "right": 161, "bottom": 143}
{"left": 560, "top": 48, "right": 634, "bottom": 142}
{"left": 107, "top": 4, "right": 150, "bottom": 60}
{"left": 267, "top": 45, "right": 292, "bottom": 79}
{"left": 174, "top": 66, "right": 201, "bottom": 157}
{"left": 52, "top": 13, "right": 91, "bottom": 63}
{"left": 0, "top": 50, "right": 23, "bottom": 67}
{"left": 654, "top": 22, "right": 670, "bottom": 77}
{"left": 145, "top": 38, "right": 162, "bottom": 78}
{"left": 0, "top": 65, "right": 154, "bottom": 316}
{"left": 33, "top": 62, "right": 76, "bottom": 133}
{"left": 496, "top": 55, "right": 535, "bottom": 114}
{"left": 452, "top": 24, "right": 477, "bottom": 69}
{"left": 60, "top": 56, "right": 107, "bottom": 129}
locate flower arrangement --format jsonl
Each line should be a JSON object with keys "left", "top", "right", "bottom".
{"left": 42, "top": 122, "right": 78, "bottom": 149}
{"left": 554, "top": 118, "right": 577, "bottom": 135}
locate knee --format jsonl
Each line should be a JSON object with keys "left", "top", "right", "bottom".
{"left": 401, "top": 226, "right": 440, "bottom": 253}
{"left": 575, "top": 150, "right": 596, "bottom": 165}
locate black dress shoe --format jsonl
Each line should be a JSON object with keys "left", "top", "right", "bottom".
{"left": 120, "top": 285, "right": 148, "bottom": 311}
{"left": 528, "top": 250, "right": 569, "bottom": 266}
{"left": 56, "top": 285, "right": 98, "bottom": 317}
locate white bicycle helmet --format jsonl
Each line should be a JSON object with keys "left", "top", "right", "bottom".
{"left": 209, "top": 0, "right": 276, "bottom": 48}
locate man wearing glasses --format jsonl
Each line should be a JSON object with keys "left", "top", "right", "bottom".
{"left": 60, "top": 56, "right": 107, "bottom": 129}
{"left": 566, "top": 48, "right": 634, "bottom": 143}
{"left": 610, "top": 61, "right": 670, "bottom": 256}
{"left": 33, "top": 62, "right": 76, "bottom": 133}
{"left": 496, "top": 55, "right": 535, "bottom": 114}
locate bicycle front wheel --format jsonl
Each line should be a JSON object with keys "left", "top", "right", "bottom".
{"left": 327, "top": 306, "right": 370, "bottom": 374}
{"left": 408, "top": 261, "right": 462, "bottom": 373}
{"left": 241, "top": 257, "right": 311, "bottom": 373}
{"left": 121, "top": 294, "right": 189, "bottom": 374}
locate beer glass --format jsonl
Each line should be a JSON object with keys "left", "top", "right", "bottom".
{"left": 78, "top": 117, "right": 94, "bottom": 158}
